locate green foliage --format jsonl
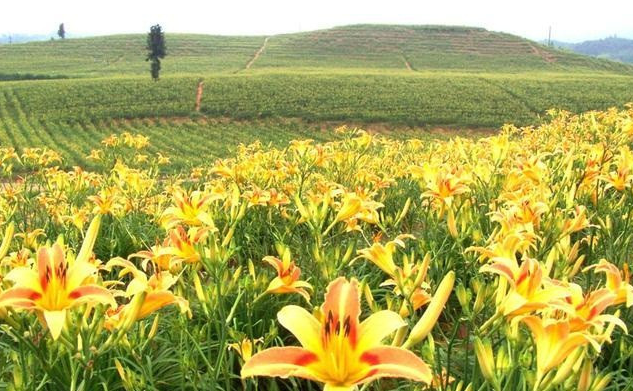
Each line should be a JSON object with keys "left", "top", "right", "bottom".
{"left": 147, "top": 25, "right": 166, "bottom": 80}
{"left": 58, "top": 23, "right": 65, "bottom": 40}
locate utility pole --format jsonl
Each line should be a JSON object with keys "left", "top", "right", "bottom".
{"left": 547, "top": 26, "right": 552, "bottom": 47}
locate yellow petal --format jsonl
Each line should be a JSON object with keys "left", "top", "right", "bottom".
{"left": 4, "top": 267, "right": 40, "bottom": 289}
{"left": 277, "top": 305, "right": 322, "bottom": 353}
{"left": 44, "top": 310, "right": 66, "bottom": 340}
{"left": 323, "top": 385, "right": 355, "bottom": 391}
{"left": 358, "top": 310, "right": 406, "bottom": 350}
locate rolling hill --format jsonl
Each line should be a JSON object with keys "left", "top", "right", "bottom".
{"left": 560, "top": 37, "right": 633, "bottom": 64}
{"left": 1, "top": 24, "right": 632, "bottom": 77}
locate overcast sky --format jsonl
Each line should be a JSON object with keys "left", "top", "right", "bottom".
{"left": 2, "top": 0, "right": 632, "bottom": 42}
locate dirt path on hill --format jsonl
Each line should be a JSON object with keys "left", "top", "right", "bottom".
{"left": 195, "top": 81, "right": 204, "bottom": 112}
{"left": 402, "top": 55, "right": 413, "bottom": 71}
{"left": 245, "top": 37, "right": 269, "bottom": 70}
{"left": 528, "top": 43, "right": 556, "bottom": 63}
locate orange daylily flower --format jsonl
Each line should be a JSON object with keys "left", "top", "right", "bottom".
{"left": 263, "top": 255, "right": 312, "bottom": 302}
{"left": 421, "top": 170, "right": 470, "bottom": 210}
{"left": 160, "top": 189, "right": 217, "bottom": 229}
{"left": 16, "top": 229, "right": 46, "bottom": 250}
{"left": 166, "top": 226, "right": 210, "bottom": 264}
{"left": 242, "top": 277, "right": 432, "bottom": 390}
{"left": 229, "top": 337, "right": 264, "bottom": 363}
{"left": 88, "top": 188, "right": 123, "bottom": 215}
{"left": 104, "top": 258, "right": 189, "bottom": 331}
{"left": 129, "top": 241, "right": 177, "bottom": 272}
{"left": 564, "top": 284, "right": 625, "bottom": 333}
{"left": 586, "top": 259, "right": 633, "bottom": 307}
{"left": 380, "top": 252, "right": 432, "bottom": 317}
{"left": 520, "top": 316, "right": 596, "bottom": 384}
{"left": 356, "top": 234, "right": 415, "bottom": 277}
{"left": 481, "top": 257, "right": 569, "bottom": 317}
{"left": 0, "top": 220, "right": 115, "bottom": 340}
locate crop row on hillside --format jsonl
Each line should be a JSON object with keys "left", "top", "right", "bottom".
{"left": 5, "top": 72, "right": 633, "bottom": 129}
{"left": 1, "top": 72, "right": 633, "bottom": 170}
{"left": 0, "top": 34, "right": 265, "bottom": 76}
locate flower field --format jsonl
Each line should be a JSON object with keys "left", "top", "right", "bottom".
{"left": 0, "top": 105, "right": 632, "bottom": 390}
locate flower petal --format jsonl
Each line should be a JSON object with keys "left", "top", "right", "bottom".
{"left": 4, "top": 267, "right": 40, "bottom": 289}
{"left": 277, "top": 305, "right": 322, "bottom": 353}
{"left": 241, "top": 347, "right": 319, "bottom": 381}
{"left": 44, "top": 310, "right": 66, "bottom": 340}
{"left": 358, "top": 310, "right": 406, "bottom": 350}
{"left": 358, "top": 346, "right": 432, "bottom": 385}
{"left": 67, "top": 285, "right": 115, "bottom": 308}
{"left": 0, "top": 286, "right": 42, "bottom": 307}
{"left": 321, "top": 277, "right": 361, "bottom": 346}
{"left": 137, "top": 291, "right": 188, "bottom": 319}
{"left": 66, "top": 262, "right": 99, "bottom": 290}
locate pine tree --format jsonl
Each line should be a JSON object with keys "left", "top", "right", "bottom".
{"left": 146, "top": 25, "right": 166, "bottom": 81}
{"left": 58, "top": 23, "right": 65, "bottom": 39}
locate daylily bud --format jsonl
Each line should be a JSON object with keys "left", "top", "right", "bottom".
{"left": 403, "top": 271, "right": 455, "bottom": 348}
{"left": 0, "top": 221, "right": 14, "bottom": 260}
{"left": 77, "top": 215, "right": 101, "bottom": 264}
{"left": 456, "top": 284, "right": 471, "bottom": 315}
{"left": 114, "top": 358, "right": 131, "bottom": 389}
{"left": 362, "top": 283, "right": 376, "bottom": 312}
{"left": 591, "top": 372, "right": 612, "bottom": 391}
{"left": 473, "top": 284, "right": 486, "bottom": 314}
{"left": 447, "top": 209, "right": 458, "bottom": 238}
{"left": 294, "top": 194, "right": 311, "bottom": 222}
{"left": 221, "top": 226, "right": 236, "bottom": 247}
{"left": 569, "top": 254, "right": 586, "bottom": 278}
{"left": 11, "top": 352, "right": 23, "bottom": 389}
{"left": 342, "top": 242, "right": 355, "bottom": 264}
{"left": 578, "top": 360, "right": 592, "bottom": 391}
{"left": 474, "top": 337, "right": 495, "bottom": 384}
{"left": 121, "top": 291, "right": 147, "bottom": 333}
{"left": 395, "top": 197, "right": 412, "bottom": 226}
{"left": 496, "top": 344, "right": 509, "bottom": 371}
{"left": 550, "top": 339, "right": 585, "bottom": 386}
{"left": 192, "top": 272, "right": 207, "bottom": 302}
{"left": 148, "top": 313, "right": 160, "bottom": 340}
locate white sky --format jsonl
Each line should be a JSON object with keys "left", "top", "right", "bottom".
{"left": 2, "top": 0, "right": 632, "bottom": 42}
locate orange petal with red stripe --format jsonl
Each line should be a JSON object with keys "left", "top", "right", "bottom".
{"left": 359, "top": 346, "right": 432, "bottom": 385}
{"left": 241, "top": 347, "right": 319, "bottom": 381}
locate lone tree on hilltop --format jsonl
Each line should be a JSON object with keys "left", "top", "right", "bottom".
{"left": 146, "top": 24, "right": 166, "bottom": 81}
{"left": 58, "top": 23, "right": 65, "bottom": 39}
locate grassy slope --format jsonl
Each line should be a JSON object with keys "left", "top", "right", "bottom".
{"left": 1, "top": 25, "right": 631, "bottom": 76}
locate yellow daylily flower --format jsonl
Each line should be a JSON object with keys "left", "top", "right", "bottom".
{"left": 263, "top": 255, "right": 312, "bottom": 302}
{"left": 520, "top": 316, "right": 596, "bottom": 385}
{"left": 0, "top": 217, "right": 114, "bottom": 340}
{"left": 356, "top": 234, "right": 415, "bottom": 277}
{"left": 242, "top": 277, "right": 432, "bottom": 390}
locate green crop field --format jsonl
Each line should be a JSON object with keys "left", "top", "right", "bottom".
{"left": 0, "top": 24, "right": 633, "bottom": 169}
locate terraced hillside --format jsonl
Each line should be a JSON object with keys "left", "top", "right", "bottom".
{"left": 1, "top": 25, "right": 631, "bottom": 77}
{"left": 256, "top": 25, "right": 632, "bottom": 72}
{"left": 0, "top": 34, "right": 265, "bottom": 77}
